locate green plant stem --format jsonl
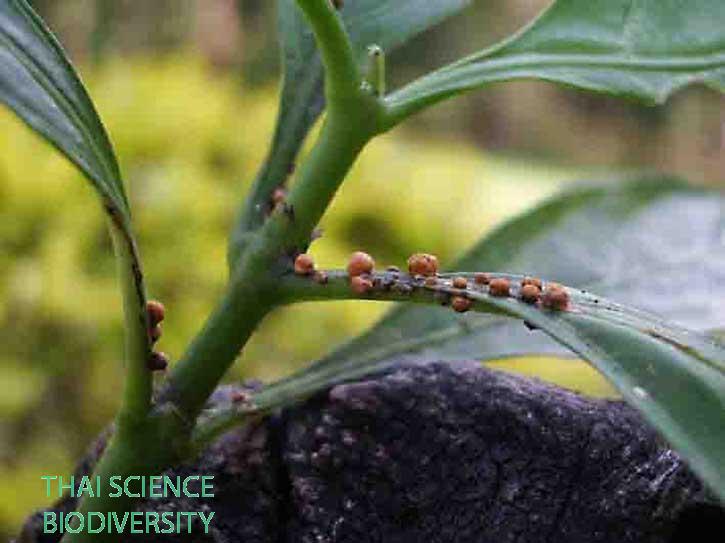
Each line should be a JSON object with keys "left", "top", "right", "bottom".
{"left": 108, "top": 220, "right": 152, "bottom": 422}
{"left": 229, "top": 0, "right": 366, "bottom": 269}
{"left": 161, "top": 264, "right": 277, "bottom": 420}
{"left": 163, "top": 102, "right": 381, "bottom": 422}
{"left": 164, "top": 0, "right": 385, "bottom": 421}
{"left": 65, "top": 2, "right": 385, "bottom": 538}
{"left": 60, "top": 407, "right": 187, "bottom": 543}
{"left": 188, "top": 270, "right": 519, "bottom": 449}
{"left": 295, "top": 0, "right": 361, "bottom": 100}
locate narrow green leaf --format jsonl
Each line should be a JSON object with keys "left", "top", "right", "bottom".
{"left": 0, "top": 0, "right": 129, "bottom": 221}
{"left": 230, "top": 0, "right": 471, "bottom": 258}
{"left": 253, "top": 177, "right": 725, "bottom": 500}
{"left": 0, "top": 0, "right": 152, "bottom": 415}
{"left": 386, "top": 0, "right": 725, "bottom": 123}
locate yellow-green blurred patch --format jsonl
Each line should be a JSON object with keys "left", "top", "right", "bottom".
{"left": 0, "top": 360, "right": 45, "bottom": 417}
{"left": 488, "top": 357, "right": 620, "bottom": 399}
{"left": 0, "top": 424, "right": 74, "bottom": 534}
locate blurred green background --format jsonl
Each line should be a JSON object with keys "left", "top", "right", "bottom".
{"left": 1, "top": 0, "right": 723, "bottom": 536}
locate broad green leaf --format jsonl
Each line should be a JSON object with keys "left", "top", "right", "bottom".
{"left": 231, "top": 0, "right": 471, "bottom": 249}
{"left": 0, "top": 0, "right": 130, "bottom": 223}
{"left": 386, "top": 0, "right": 725, "bottom": 122}
{"left": 254, "top": 177, "right": 725, "bottom": 500}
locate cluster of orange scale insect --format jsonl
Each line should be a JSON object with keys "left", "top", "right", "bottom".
{"left": 442, "top": 273, "right": 569, "bottom": 312}
{"left": 146, "top": 300, "right": 168, "bottom": 371}
{"left": 293, "top": 251, "right": 569, "bottom": 313}
{"left": 408, "top": 254, "right": 567, "bottom": 313}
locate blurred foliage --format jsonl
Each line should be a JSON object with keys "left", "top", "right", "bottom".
{"left": 2, "top": 0, "right": 722, "bottom": 536}
{"left": 27, "top": 0, "right": 725, "bottom": 183}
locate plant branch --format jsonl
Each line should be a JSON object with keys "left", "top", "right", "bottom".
{"left": 163, "top": 0, "right": 385, "bottom": 421}
{"left": 229, "top": 0, "right": 361, "bottom": 265}
{"left": 229, "top": 0, "right": 376, "bottom": 270}
{"left": 273, "top": 268, "right": 521, "bottom": 348}
{"left": 159, "top": 270, "right": 277, "bottom": 420}
{"left": 295, "top": 0, "right": 361, "bottom": 104}
{"left": 164, "top": 106, "right": 383, "bottom": 421}
{"left": 188, "top": 270, "right": 530, "bottom": 450}
{"left": 274, "top": 270, "right": 515, "bottom": 308}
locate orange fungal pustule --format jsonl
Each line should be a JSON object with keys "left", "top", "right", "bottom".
{"left": 521, "top": 276, "right": 543, "bottom": 289}
{"left": 474, "top": 272, "right": 491, "bottom": 285}
{"left": 146, "top": 300, "right": 165, "bottom": 326}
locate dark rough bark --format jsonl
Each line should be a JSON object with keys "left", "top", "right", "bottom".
{"left": 18, "top": 361, "right": 724, "bottom": 542}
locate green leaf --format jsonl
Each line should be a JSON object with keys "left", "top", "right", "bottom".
{"left": 230, "top": 0, "right": 471, "bottom": 252}
{"left": 0, "top": 0, "right": 152, "bottom": 415}
{"left": 455, "top": 275, "right": 725, "bottom": 501}
{"left": 386, "top": 0, "right": 725, "bottom": 123}
{"left": 254, "top": 177, "right": 725, "bottom": 500}
{"left": 328, "top": 177, "right": 725, "bottom": 365}
{"left": 0, "top": 0, "right": 129, "bottom": 222}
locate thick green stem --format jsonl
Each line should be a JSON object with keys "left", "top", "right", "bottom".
{"left": 295, "top": 0, "right": 361, "bottom": 100}
{"left": 163, "top": 103, "right": 379, "bottom": 422}
{"left": 164, "top": 0, "right": 385, "bottom": 420}
{"left": 161, "top": 262, "right": 276, "bottom": 420}
{"left": 228, "top": 0, "right": 366, "bottom": 269}
{"left": 278, "top": 108, "right": 378, "bottom": 247}
{"left": 165, "top": 66, "right": 382, "bottom": 419}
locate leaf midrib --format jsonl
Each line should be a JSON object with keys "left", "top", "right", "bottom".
{"left": 459, "top": 52, "right": 725, "bottom": 72}
{"left": 389, "top": 51, "right": 725, "bottom": 105}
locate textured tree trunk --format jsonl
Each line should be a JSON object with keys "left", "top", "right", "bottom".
{"left": 19, "top": 361, "right": 723, "bottom": 542}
